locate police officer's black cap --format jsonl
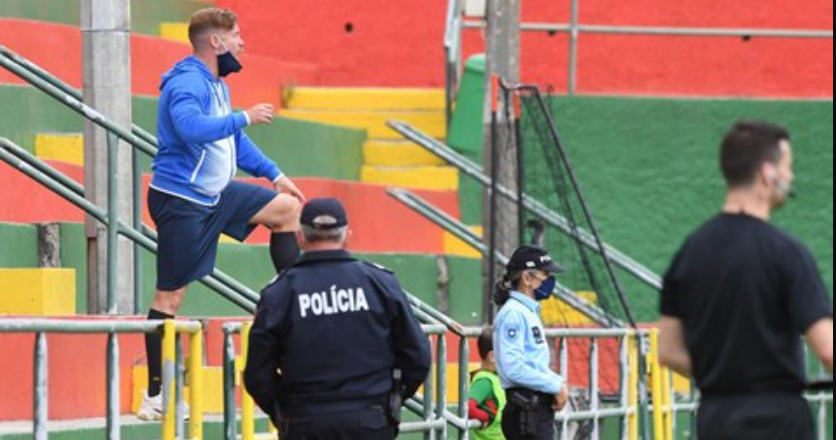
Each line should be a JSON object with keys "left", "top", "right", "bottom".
{"left": 300, "top": 198, "right": 348, "bottom": 230}
{"left": 506, "top": 246, "right": 566, "bottom": 273}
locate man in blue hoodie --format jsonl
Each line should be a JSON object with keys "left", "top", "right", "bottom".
{"left": 139, "top": 7, "right": 305, "bottom": 420}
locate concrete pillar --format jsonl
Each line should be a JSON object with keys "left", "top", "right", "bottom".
{"left": 81, "top": 0, "right": 135, "bottom": 314}
{"left": 482, "top": 0, "right": 521, "bottom": 321}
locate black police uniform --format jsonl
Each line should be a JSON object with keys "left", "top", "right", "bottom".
{"left": 244, "top": 249, "right": 432, "bottom": 440}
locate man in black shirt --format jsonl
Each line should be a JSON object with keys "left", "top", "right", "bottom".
{"left": 659, "top": 120, "right": 833, "bottom": 440}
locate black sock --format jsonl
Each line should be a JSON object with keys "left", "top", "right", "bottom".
{"left": 145, "top": 309, "right": 174, "bottom": 397}
{"left": 270, "top": 232, "right": 300, "bottom": 274}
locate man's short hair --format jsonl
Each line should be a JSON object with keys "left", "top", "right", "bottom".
{"left": 477, "top": 327, "right": 494, "bottom": 361}
{"left": 188, "top": 8, "right": 237, "bottom": 46}
{"left": 301, "top": 225, "right": 348, "bottom": 244}
{"left": 720, "top": 120, "right": 791, "bottom": 189}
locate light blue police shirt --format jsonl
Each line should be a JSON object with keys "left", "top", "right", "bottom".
{"left": 494, "top": 292, "right": 565, "bottom": 395}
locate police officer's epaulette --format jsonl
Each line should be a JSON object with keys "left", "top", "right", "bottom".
{"left": 363, "top": 261, "right": 394, "bottom": 275}
{"left": 262, "top": 268, "right": 291, "bottom": 292}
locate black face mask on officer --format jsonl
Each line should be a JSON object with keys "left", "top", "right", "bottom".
{"left": 213, "top": 36, "right": 242, "bottom": 78}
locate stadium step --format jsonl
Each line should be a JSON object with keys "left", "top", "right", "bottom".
{"left": 279, "top": 109, "right": 446, "bottom": 140}
{"left": 34, "top": 133, "right": 83, "bottom": 166}
{"left": 0, "top": 268, "right": 76, "bottom": 316}
{"left": 282, "top": 87, "right": 457, "bottom": 191}
{"left": 364, "top": 140, "right": 446, "bottom": 167}
{"left": 360, "top": 165, "right": 458, "bottom": 191}
{"left": 158, "top": 22, "right": 190, "bottom": 45}
{"left": 285, "top": 87, "right": 445, "bottom": 112}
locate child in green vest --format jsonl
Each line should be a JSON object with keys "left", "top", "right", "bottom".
{"left": 469, "top": 327, "right": 507, "bottom": 440}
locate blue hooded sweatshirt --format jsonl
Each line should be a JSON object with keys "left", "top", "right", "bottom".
{"left": 151, "top": 56, "right": 282, "bottom": 206}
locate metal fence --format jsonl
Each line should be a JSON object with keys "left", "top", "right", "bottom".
{"left": 1, "top": 317, "right": 831, "bottom": 439}
{"left": 0, "top": 318, "right": 203, "bottom": 440}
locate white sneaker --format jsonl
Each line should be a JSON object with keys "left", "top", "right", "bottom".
{"left": 137, "top": 392, "right": 163, "bottom": 421}
{"left": 137, "top": 392, "right": 190, "bottom": 421}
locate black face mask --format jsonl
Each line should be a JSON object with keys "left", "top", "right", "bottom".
{"left": 215, "top": 38, "right": 242, "bottom": 78}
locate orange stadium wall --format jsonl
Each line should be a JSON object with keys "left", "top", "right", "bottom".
{"left": 217, "top": 0, "right": 832, "bottom": 97}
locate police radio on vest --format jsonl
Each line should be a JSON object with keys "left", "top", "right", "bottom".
{"left": 298, "top": 286, "right": 371, "bottom": 318}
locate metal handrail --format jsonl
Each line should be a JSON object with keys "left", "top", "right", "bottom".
{"left": 0, "top": 318, "right": 203, "bottom": 440}
{"left": 388, "top": 186, "right": 622, "bottom": 329}
{"left": 0, "top": 45, "right": 159, "bottom": 148}
{"left": 0, "top": 47, "right": 267, "bottom": 314}
{"left": 387, "top": 120, "right": 663, "bottom": 291}
{"left": 0, "top": 138, "right": 260, "bottom": 312}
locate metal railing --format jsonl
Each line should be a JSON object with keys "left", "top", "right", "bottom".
{"left": 0, "top": 45, "right": 262, "bottom": 314}
{"left": 443, "top": 0, "right": 835, "bottom": 112}
{"left": 387, "top": 120, "right": 663, "bottom": 292}
{"left": 0, "top": 318, "right": 203, "bottom": 440}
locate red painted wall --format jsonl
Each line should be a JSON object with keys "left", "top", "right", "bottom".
{"left": 217, "top": 0, "right": 833, "bottom": 97}
{"left": 0, "top": 19, "right": 318, "bottom": 108}
{"left": 0, "top": 160, "right": 461, "bottom": 254}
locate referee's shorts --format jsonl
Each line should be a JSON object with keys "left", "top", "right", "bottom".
{"left": 698, "top": 392, "right": 814, "bottom": 440}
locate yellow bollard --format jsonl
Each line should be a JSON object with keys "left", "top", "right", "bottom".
{"left": 161, "top": 320, "right": 177, "bottom": 440}
{"left": 628, "top": 335, "right": 640, "bottom": 440}
{"left": 649, "top": 330, "right": 665, "bottom": 440}
{"left": 661, "top": 366, "right": 674, "bottom": 440}
{"left": 188, "top": 327, "right": 204, "bottom": 439}
{"left": 241, "top": 322, "right": 256, "bottom": 440}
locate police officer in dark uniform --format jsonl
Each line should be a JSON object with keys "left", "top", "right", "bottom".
{"left": 244, "top": 198, "right": 432, "bottom": 440}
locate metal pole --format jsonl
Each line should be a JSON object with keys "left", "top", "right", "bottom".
{"left": 33, "top": 332, "right": 48, "bottom": 440}
{"left": 568, "top": 0, "right": 581, "bottom": 95}
{"left": 162, "top": 320, "right": 177, "bottom": 440}
{"left": 591, "top": 338, "right": 600, "bottom": 439}
{"left": 82, "top": 0, "right": 134, "bottom": 315}
{"left": 189, "top": 328, "right": 204, "bottom": 439}
{"left": 241, "top": 323, "right": 256, "bottom": 440}
{"left": 436, "top": 334, "right": 448, "bottom": 440}
{"left": 458, "top": 336, "right": 470, "bottom": 440}
{"left": 133, "top": 146, "right": 143, "bottom": 314}
{"left": 107, "top": 333, "right": 121, "bottom": 440}
{"left": 483, "top": 0, "right": 521, "bottom": 320}
{"left": 175, "top": 336, "right": 185, "bottom": 438}
{"left": 487, "top": 76, "right": 500, "bottom": 321}
{"left": 107, "top": 131, "right": 119, "bottom": 315}
{"left": 223, "top": 329, "right": 238, "bottom": 440}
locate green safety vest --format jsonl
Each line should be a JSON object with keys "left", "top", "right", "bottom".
{"left": 470, "top": 370, "right": 507, "bottom": 440}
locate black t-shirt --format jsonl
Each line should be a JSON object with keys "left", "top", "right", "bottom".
{"left": 661, "top": 213, "right": 833, "bottom": 396}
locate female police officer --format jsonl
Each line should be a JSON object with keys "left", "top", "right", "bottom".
{"left": 493, "top": 246, "right": 570, "bottom": 440}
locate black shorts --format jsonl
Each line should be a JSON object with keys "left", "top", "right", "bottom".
{"left": 698, "top": 392, "right": 815, "bottom": 440}
{"left": 148, "top": 181, "right": 277, "bottom": 291}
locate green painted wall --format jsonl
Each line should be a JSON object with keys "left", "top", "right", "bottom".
{"left": 0, "top": 85, "right": 84, "bottom": 154}
{"left": 448, "top": 91, "right": 834, "bottom": 322}
{"left": 544, "top": 96, "right": 834, "bottom": 321}
{"left": 57, "top": 222, "right": 484, "bottom": 321}
{"left": 0, "top": 86, "right": 365, "bottom": 181}
{"left": 0, "top": 223, "right": 38, "bottom": 268}
{"left": 0, "top": 0, "right": 208, "bottom": 36}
